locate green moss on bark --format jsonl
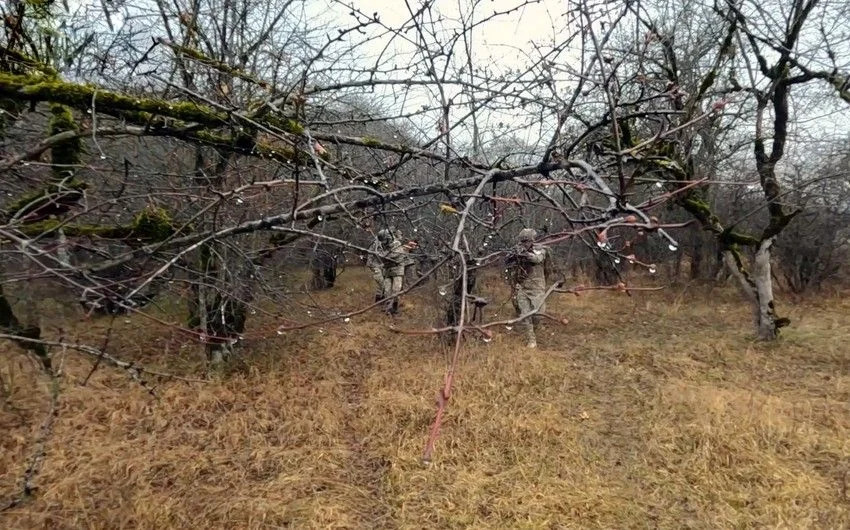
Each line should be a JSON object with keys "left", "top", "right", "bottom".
{"left": 131, "top": 205, "right": 175, "bottom": 241}
{"left": 0, "top": 73, "right": 316, "bottom": 164}
{"left": 164, "top": 41, "right": 269, "bottom": 89}
{"left": 192, "top": 130, "right": 296, "bottom": 162}
{"left": 265, "top": 114, "right": 304, "bottom": 135}
{"left": 4, "top": 179, "right": 88, "bottom": 220}
{"left": 1, "top": 73, "right": 308, "bottom": 140}
{"left": 48, "top": 103, "right": 82, "bottom": 176}
{"left": 12, "top": 205, "right": 176, "bottom": 242}
{"left": 16, "top": 220, "right": 129, "bottom": 238}
{"left": 0, "top": 48, "right": 59, "bottom": 77}
{"left": 635, "top": 149, "right": 761, "bottom": 248}
{"left": 0, "top": 72, "right": 229, "bottom": 126}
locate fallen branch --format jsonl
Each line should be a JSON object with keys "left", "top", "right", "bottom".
{"left": 0, "top": 333, "right": 205, "bottom": 389}
{"left": 389, "top": 282, "right": 665, "bottom": 337}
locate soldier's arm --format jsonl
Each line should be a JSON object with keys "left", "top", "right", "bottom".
{"left": 387, "top": 244, "right": 404, "bottom": 263}
{"left": 520, "top": 248, "right": 546, "bottom": 264}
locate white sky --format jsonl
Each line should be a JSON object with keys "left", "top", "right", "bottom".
{"left": 300, "top": 0, "right": 583, "bottom": 153}
{"left": 322, "top": 0, "right": 572, "bottom": 63}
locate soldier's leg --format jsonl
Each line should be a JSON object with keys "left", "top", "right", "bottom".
{"left": 382, "top": 276, "right": 393, "bottom": 310}
{"left": 511, "top": 289, "right": 522, "bottom": 316}
{"left": 391, "top": 275, "right": 403, "bottom": 313}
{"left": 531, "top": 290, "right": 546, "bottom": 330}
{"left": 384, "top": 275, "right": 401, "bottom": 314}
{"left": 375, "top": 275, "right": 384, "bottom": 302}
{"left": 515, "top": 290, "right": 536, "bottom": 347}
{"left": 372, "top": 268, "right": 385, "bottom": 302}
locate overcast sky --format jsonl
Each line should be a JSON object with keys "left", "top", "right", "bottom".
{"left": 298, "top": 0, "right": 588, "bottom": 152}
{"left": 320, "top": 0, "right": 572, "bottom": 63}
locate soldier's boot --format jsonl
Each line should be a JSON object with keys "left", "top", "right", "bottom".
{"left": 383, "top": 296, "right": 397, "bottom": 315}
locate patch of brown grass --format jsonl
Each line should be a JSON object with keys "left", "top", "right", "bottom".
{"left": 2, "top": 268, "right": 850, "bottom": 528}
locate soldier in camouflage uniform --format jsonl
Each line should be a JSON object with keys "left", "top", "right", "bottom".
{"left": 381, "top": 228, "right": 407, "bottom": 315}
{"left": 393, "top": 228, "right": 419, "bottom": 289}
{"left": 367, "top": 230, "right": 389, "bottom": 303}
{"left": 507, "top": 228, "right": 552, "bottom": 348}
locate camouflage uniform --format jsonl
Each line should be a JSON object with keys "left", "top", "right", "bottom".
{"left": 381, "top": 229, "right": 405, "bottom": 314}
{"left": 508, "top": 228, "right": 550, "bottom": 348}
{"left": 395, "top": 229, "right": 417, "bottom": 288}
{"left": 367, "top": 231, "right": 389, "bottom": 303}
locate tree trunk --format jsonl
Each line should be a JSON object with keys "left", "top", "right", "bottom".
{"left": 593, "top": 254, "right": 618, "bottom": 285}
{"left": 310, "top": 244, "right": 338, "bottom": 290}
{"left": 751, "top": 238, "right": 779, "bottom": 340}
{"left": 721, "top": 238, "right": 783, "bottom": 340}
{"left": 57, "top": 229, "right": 71, "bottom": 267}
{"left": 0, "top": 283, "right": 51, "bottom": 371}
{"left": 672, "top": 250, "right": 683, "bottom": 281}
{"left": 205, "top": 294, "right": 246, "bottom": 368}
{"left": 195, "top": 250, "right": 250, "bottom": 371}
{"left": 186, "top": 147, "right": 252, "bottom": 371}
{"left": 691, "top": 236, "right": 704, "bottom": 279}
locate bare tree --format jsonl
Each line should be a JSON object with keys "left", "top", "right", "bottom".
{"left": 3, "top": 0, "right": 849, "bottom": 481}
{"left": 591, "top": 0, "right": 850, "bottom": 339}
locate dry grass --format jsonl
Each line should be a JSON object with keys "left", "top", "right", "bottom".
{"left": 2, "top": 268, "right": 850, "bottom": 529}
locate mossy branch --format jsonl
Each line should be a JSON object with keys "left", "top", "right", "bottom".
{"left": 0, "top": 73, "right": 323, "bottom": 164}
{"left": 3, "top": 179, "right": 87, "bottom": 221}
{"left": 15, "top": 220, "right": 131, "bottom": 239}
{"left": 0, "top": 72, "right": 230, "bottom": 126}
{"left": 47, "top": 103, "right": 82, "bottom": 178}
{"left": 0, "top": 46, "right": 58, "bottom": 76}
{"left": 0, "top": 71, "right": 308, "bottom": 139}
{"left": 637, "top": 152, "right": 760, "bottom": 247}
{"left": 156, "top": 39, "right": 271, "bottom": 90}
{"left": 0, "top": 73, "right": 474, "bottom": 168}
{"left": 189, "top": 129, "right": 296, "bottom": 162}
{"left": 0, "top": 124, "right": 303, "bottom": 174}
{"left": 679, "top": 195, "right": 758, "bottom": 247}
{"left": 761, "top": 207, "right": 802, "bottom": 241}
{"left": 12, "top": 205, "right": 178, "bottom": 243}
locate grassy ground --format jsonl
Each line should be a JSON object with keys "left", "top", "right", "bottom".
{"left": 2, "top": 267, "right": 849, "bottom": 529}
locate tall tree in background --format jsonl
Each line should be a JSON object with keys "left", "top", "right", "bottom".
{"left": 604, "top": 0, "right": 850, "bottom": 339}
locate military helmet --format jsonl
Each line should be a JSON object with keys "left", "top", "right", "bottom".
{"left": 377, "top": 229, "right": 392, "bottom": 243}
{"left": 517, "top": 228, "right": 537, "bottom": 242}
